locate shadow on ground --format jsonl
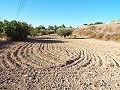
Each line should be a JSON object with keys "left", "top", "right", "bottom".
{"left": 0, "top": 40, "right": 13, "bottom": 50}
{"left": 67, "top": 37, "right": 88, "bottom": 39}
{"left": 23, "top": 38, "right": 67, "bottom": 43}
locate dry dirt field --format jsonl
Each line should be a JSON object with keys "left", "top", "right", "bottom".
{"left": 0, "top": 35, "right": 120, "bottom": 90}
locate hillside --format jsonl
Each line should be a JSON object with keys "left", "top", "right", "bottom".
{"left": 74, "top": 20, "right": 120, "bottom": 41}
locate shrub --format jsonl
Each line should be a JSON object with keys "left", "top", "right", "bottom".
{"left": 89, "top": 32, "right": 97, "bottom": 38}
{"left": 89, "top": 23, "right": 94, "bottom": 25}
{"left": 38, "top": 30, "right": 47, "bottom": 35}
{"left": 36, "top": 25, "right": 45, "bottom": 30}
{"left": 72, "top": 34, "right": 77, "bottom": 38}
{"left": 111, "top": 33, "right": 120, "bottom": 41}
{"left": 59, "top": 24, "right": 66, "bottom": 28}
{"left": 0, "top": 21, "right": 4, "bottom": 37}
{"left": 83, "top": 30, "right": 96, "bottom": 36}
{"left": 47, "top": 25, "right": 54, "bottom": 30}
{"left": 94, "top": 22, "right": 103, "bottom": 25}
{"left": 56, "top": 28, "right": 73, "bottom": 37}
{"left": 36, "top": 29, "right": 55, "bottom": 35}
{"left": 95, "top": 33, "right": 104, "bottom": 39}
{"left": 102, "top": 34, "right": 111, "bottom": 41}
{"left": 3, "top": 20, "right": 30, "bottom": 41}
{"left": 46, "top": 30, "right": 54, "bottom": 35}
{"left": 29, "top": 29, "right": 37, "bottom": 37}
{"left": 84, "top": 24, "right": 88, "bottom": 25}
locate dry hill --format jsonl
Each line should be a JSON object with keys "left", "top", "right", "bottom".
{"left": 74, "top": 20, "right": 120, "bottom": 41}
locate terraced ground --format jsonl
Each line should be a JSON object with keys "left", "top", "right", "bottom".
{"left": 0, "top": 35, "right": 120, "bottom": 90}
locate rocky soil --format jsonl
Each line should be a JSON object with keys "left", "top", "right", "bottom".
{"left": 0, "top": 35, "right": 120, "bottom": 90}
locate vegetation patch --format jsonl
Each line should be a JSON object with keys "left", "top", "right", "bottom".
{"left": 56, "top": 28, "right": 73, "bottom": 38}
{"left": 0, "top": 20, "right": 34, "bottom": 41}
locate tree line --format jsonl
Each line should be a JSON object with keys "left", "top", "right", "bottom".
{"left": 0, "top": 20, "right": 73, "bottom": 41}
{"left": 84, "top": 22, "right": 103, "bottom": 26}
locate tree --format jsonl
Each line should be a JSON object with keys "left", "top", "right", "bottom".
{"left": 36, "top": 25, "right": 45, "bottom": 30}
{"left": 46, "top": 30, "right": 54, "bottom": 35}
{"left": 35, "top": 25, "right": 45, "bottom": 33}
{"left": 3, "top": 20, "right": 30, "bottom": 40}
{"left": 0, "top": 20, "right": 37, "bottom": 40}
{"left": 56, "top": 28, "right": 73, "bottom": 38}
{"left": 29, "top": 25, "right": 37, "bottom": 37}
{"left": 54, "top": 25, "right": 58, "bottom": 30}
{"left": 0, "top": 21, "right": 4, "bottom": 36}
{"left": 89, "top": 23, "right": 94, "bottom": 25}
{"left": 54, "top": 25, "right": 58, "bottom": 33}
{"left": 47, "top": 25, "right": 54, "bottom": 30}
{"left": 59, "top": 24, "right": 66, "bottom": 28}
{"left": 94, "top": 22, "right": 103, "bottom": 25}
{"left": 69, "top": 26, "right": 72, "bottom": 28}
{"left": 84, "top": 24, "right": 88, "bottom": 25}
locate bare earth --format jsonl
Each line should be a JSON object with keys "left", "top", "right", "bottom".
{"left": 0, "top": 35, "right": 120, "bottom": 90}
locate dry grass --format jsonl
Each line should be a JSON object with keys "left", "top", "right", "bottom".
{"left": 74, "top": 21, "right": 120, "bottom": 41}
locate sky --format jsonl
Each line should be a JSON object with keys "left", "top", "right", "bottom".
{"left": 0, "top": 0, "right": 120, "bottom": 27}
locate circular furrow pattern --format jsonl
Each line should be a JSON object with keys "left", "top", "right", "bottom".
{"left": 78, "top": 39, "right": 120, "bottom": 68}
{"left": 23, "top": 43, "right": 37, "bottom": 63}
{"left": 88, "top": 49, "right": 103, "bottom": 67}
{"left": 43, "top": 43, "right": 63, "bottom": 64}
{"left": 31, "top": 43, "right": 51, "bottom": 66}
{"left": 10, "top": 42, "right": 39, "bottom": 68}
{"left": 105, "top": 52, "right": 120, "bottom": 67}
{"left": 0, "top": 42, "right": 24, "bottom": 69}
{"left": 1, "top": 36, "right": 120, "bottom": 90}
{"left": 63, "top": 43, "right": 80, "bottom": 59}
{"left": 37, "top": 43, "right": 67, "bottom": 65}
{"left": 43, "top": 43, "right": 72, "bottom": 66}
{"left": 30, "top": 43, "right": 53, "bottom": 68}
{"left": 81, "top": 48, "right": 103, "bottom": 68}
{"left": 89, "top": 47, "right": 120, "bottom": 69}
{"left": 65, "top": 49, "right": 85, "bottom": 68}
{"left": 5, "top": 51, "right": 21, "bottom": 68}
{"left": 19, "top": 43, "right": 41, "bottom": 68}
{"left": 39, "top": 43, "right": 58, "bottom": 65}
{"left": 67, "top": 41, "right": 103, "bottom": 69}
{"left": 1, "top": 37, "right": 118, "bottom": 70}
{"left": 8, "top": 43, "right": 29, "bottom": 68}
{"left": 0, "top": 56, "right": 10, "bottom": 69}
{"left": 16, "top": 43, "right": 30, "bottom": 64}
{"left": 61, "top": 43, "right": 104, "bottom": 70}
{"left": 71, "top": 49, "right": 92, "bottom": 67}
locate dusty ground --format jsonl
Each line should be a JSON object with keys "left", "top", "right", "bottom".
{"left": 0, "top": 35, "right": 120, "bottom": 90}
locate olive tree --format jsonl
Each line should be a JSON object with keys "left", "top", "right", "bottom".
{"left": 3, "top": 20, "right": 31, "bottom": 40}
{"left": 56, "top": 28, "right": 73, "bottom": 38}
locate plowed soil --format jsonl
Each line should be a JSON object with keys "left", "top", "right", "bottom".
{"left": 0, "top": 35, "right": 120, "bottom": 90}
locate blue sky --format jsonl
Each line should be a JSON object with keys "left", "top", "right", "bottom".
{"left": 0, "top": 0, "right": 120, "bottom": 27}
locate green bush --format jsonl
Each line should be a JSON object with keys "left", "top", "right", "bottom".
{"left": 29, "top": 29, "right": 37, "bottom": 37}
{"left": 89, "top": 23, "right": 94, "bottom": 25}
{"left": 84, "top": 24, "right": 88, "bottom": 25}
{"left": 47, "top": 25, "right": 54, "bottom": 30}
{"left": 94, "top": 22, "right": 103, "bottom": 25}
{"left": 0, "top": 21, "right": 4, "bottom": 37}
{"left": 38, "top": 30, "right": 47, "bottom": 35}
{"left": 56, "top": 28, "right": 73, "bottom": 37}
{"left": 46, "top": 30, "right": 54, "bottom": 35}
{"left": 36, "top": 29, "right": 55, "bottom": 35}
{"left": 3, "top": 20, "right": 30, "bottom": 41}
